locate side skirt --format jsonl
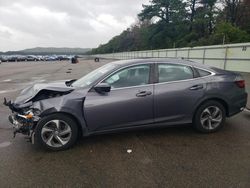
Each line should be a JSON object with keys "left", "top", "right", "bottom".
{"left": 87, "top": 120, "right": 191, "bottom": 136}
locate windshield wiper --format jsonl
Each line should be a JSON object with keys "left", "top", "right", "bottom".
{"left": 65, "top": 79, "right": 77, "bottom": 87}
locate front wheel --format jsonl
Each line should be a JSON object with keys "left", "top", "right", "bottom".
{"left": 193, "top": 101, "right": 226, "bottom": 133}
{"left": 35, "top": 114, "right": 78, "bottom": 151}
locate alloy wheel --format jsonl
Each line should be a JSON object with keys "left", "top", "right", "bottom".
{"left": 200, "top": 106, "right": 223, "bottom": 130}
{"left": 41, "top": 120, "right": 72, "bottom": 148}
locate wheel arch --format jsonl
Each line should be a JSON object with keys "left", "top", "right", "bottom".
{"left": 39, "top": 109, "right": 87, "bottom": 138}
{"left": 193, "top": 97, "right": 229, "bottom": 121}
{"left": 54, "top": 112, "right": 84, "bottom": 139}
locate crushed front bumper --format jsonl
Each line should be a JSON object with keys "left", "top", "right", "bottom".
{"left": 8, "top": 113, "right": 37, "bottom": 144}
{"left": 4, "top": 98, "right": 40, "bottom": 144}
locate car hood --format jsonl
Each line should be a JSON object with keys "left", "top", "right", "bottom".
{"left": 14, "top": 80, "right": 74, "bottom": 105}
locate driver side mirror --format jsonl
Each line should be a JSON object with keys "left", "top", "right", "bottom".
{"left": 94, "top": 83, "right": 111, "bottom": 93}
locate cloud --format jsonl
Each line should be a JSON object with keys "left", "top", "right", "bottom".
{"left": 0, "top": 0, "right": 149, "bottom": 51}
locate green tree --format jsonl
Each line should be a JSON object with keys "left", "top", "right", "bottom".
{"left": 199, "top": 0, "right": 218, "bottom": 34}
{"left": 223, "top": 0, "right": 241, "bottom": 25}
{"left": 210, "top": 22, "right": 250, "bottom": 44}
{"left": 188, "top": 0, "right": 198, "bottom": 31}
{"left": 237, "top": 0, "right": 250, "bottom": 33}
{"left": 138, "top": 0, "right": 187, "bottom": 24}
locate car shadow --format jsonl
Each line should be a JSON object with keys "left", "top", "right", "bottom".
{"left": 243, "top": 112, "right": 250, "bottom": 120}
{"left": 76, "top": 124, "right": 197, "bottom": 146}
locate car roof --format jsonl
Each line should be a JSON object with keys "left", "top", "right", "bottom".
{"left": 111, "top": 58, "right": 215, "bottom": 71}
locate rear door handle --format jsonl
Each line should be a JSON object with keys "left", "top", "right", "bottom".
{"left": 136, "top": 91, "right": 152, "bottom": 97}
{"left": 190, "top": 84, "right": 203, "bottom": 90}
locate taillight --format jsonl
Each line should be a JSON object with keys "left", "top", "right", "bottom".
{"left": 235, "top": 80, "right": 245, "bottom": 88}
{"left": 235, "top": 75, "right": 245, "bottom": 88}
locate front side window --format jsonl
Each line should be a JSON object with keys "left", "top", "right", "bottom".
{"left": 158, "top": 64, "right": 194, "bottom": 83}
{"left": 104, "top": 64, "right": 150, "bottom": 89}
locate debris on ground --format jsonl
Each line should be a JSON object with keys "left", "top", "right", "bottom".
{"left": 127, "top": 149, "right": 132, "bottom": 154}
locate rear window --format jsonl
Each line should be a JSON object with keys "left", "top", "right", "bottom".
{"left": 197, "top": 69, "right": 211, "bottom": 77}
{"left": 158, "top": 64, "right": 194, "bottom": 83}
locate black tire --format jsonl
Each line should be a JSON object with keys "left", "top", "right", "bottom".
{"left": 94, "top": 58, "right": 99, "bottom": 62}
{"left": 193, "top": 100, "right": 226, "bottom": 133}
{"left": 35, "top": 114, "right": 78, "bottom": 151}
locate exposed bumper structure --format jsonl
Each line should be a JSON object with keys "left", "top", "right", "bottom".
{"left": 8, "top": 113, "right": 37, "bottom": 143}
{"left": 4, "top": 97, "right": 39, "bottom": 144}
{"left": 9, "top": 114, "right": 22, "bottom": 129}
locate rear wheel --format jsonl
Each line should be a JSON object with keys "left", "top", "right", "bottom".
{"left": 194, "top": 101, "right": 226, "bottom": 133}
{"left": 35, "top": 114, "right": 78, "bottom": 151}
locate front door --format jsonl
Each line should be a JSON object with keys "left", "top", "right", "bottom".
{"left": 84, "top": 64, "right": 154, "bottom": 132}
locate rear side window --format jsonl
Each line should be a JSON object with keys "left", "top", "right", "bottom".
{"left": 158, "top": 64, "right": 194, "bottom": 83}
{"left": 196, "top": 69, "right": 211, "bottom": 77}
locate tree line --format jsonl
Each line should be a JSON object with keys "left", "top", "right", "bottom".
{"left": 91, "top": 0, "right": 250, "bottom": 54}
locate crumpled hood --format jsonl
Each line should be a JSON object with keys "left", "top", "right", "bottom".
{"left": 14, "top": 80, "right": 74, "bottom": 105}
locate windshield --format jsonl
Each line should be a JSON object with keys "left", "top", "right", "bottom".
{"left": 72, "top": 63, "right": 117, "bottom": 88}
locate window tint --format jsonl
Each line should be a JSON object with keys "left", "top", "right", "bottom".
{"left": 158, "top": 64, "right": 193, "bottom": 83}
{"left": 104, "top": 65, "right": 150, "bottom": 88}
{"left": 197, "top": 69, "right": 211, "bottom": 77}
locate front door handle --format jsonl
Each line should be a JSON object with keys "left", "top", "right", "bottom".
{"left": 136, "top": 91, "right": 152, "bottom": 97}
{"left": 190, "top": 84, "right": 203, "bottom": 90}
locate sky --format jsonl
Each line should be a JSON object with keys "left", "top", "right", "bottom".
{"left": 0, "top": 0, "right": 150, "bottom": 52}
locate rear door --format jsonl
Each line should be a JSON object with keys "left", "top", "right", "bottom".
{"left": 154, "top": 63, "right": 206, "bottom": 124}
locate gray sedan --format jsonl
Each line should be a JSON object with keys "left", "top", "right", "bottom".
{"left": 4, "top": 59, "right": 248, "bottom": 151}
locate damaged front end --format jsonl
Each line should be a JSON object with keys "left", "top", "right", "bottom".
{"left": 4, "top": 98, "right": 40, "bottom": 143}
{"left": 3, "top": 81, "right": 75, "bottom": 144}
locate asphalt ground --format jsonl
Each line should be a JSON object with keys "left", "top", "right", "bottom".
{"left": 0, "top": 59, "right": 250, "bottom": 187}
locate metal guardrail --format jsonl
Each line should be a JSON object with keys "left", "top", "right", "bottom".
{"left": 95, "top": 43, "right": 250, "bottom": 73}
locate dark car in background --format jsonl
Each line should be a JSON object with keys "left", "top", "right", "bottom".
{"left": 0, "top": 55, "right": 75, "bottom": 62}
{"left": 6, "top": 55, "right": 17, "bottom": 62}
{"left": 16, "top": 55, "right": 27, "bottom": 62}
{"left": 4, "top": 58, "right": 248, "bottom": 151}
{"left": 58, "top": 55, "right": 72, "bottom": 61}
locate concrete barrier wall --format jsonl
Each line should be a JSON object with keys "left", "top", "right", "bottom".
{"left": 95, "top": 43, "right": 250, "bottom": 73}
